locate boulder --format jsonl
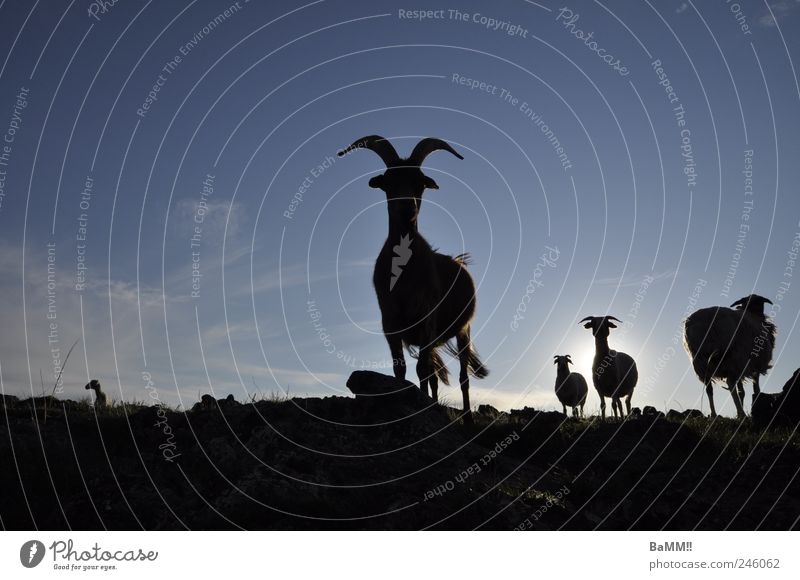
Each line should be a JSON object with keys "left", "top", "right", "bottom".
{"left": 346, "top": 371, "right": 427, "bottom": 407}
{"left": 752, "top": 368, "right": 800, "bottom": 429}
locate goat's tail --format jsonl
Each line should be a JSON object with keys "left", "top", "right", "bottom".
{"left": 444, "top": 341, "right": 489, "bottom": 379}
{"left": 430, "top": 349, "right": 451, "bottom": 386}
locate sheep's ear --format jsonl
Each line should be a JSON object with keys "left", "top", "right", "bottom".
{"left": 423, "top": 175, "right": 439, "bottom": 190}
{"left": 368, "top": 175, "right": 385, "bottom": 189}
{"left": 583, "top": 322, "right": 593, "bottom": 329}
{"left": 607, "top": 321, "right": 617, "bottom": 328}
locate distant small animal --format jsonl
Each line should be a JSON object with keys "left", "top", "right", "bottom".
{"left": 683, "top": 294, "right": 776, "bottom": 418}
{"left": 85, "top": 379, "right": 107, "bottom": 409}
{"left": 553, "top": 354, "right": 588, "bottom": 417}
{"left": 580, "top": 316, "right": 638, "bottom": 420}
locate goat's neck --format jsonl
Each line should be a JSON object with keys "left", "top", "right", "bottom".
{"left": 387, "top": 215, "right": 418, "bottom": 244}
{"left": 594, "top": 335, "right": 611, "bottom": 357}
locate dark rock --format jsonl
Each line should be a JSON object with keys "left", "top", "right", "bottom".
{"left": 752, "top": 368, "right": 800, "bottom": 429}
{"left": 477, "top": 404, "right": 500, "bottom": 418}
{"left": 681, "top": 409, "right": 704, "bottom": 419}
{"left": 346, "top": 371, "right": 427, "bottom": 407}
{"left": 666, "top": 409, "right": 683, "bottom": 422}
{"left": 629, "top": 407, "right": 642, "bottom": 417}
{"left": 642, "top": 405, "right": 659, "bottom": 416}
{"left": 0, "top": 394, "right": 18, "bottom": 409}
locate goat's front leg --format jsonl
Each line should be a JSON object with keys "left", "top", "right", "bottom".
{"left": 417, "top": 347, "right": 431, "bottom": 398}
{"left": 386, "top": 334, "right": 405, "bottom": 381}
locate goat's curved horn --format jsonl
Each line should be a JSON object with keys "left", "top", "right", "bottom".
{"left": 579, "top": 316, "right": 593, "bottom": 324}
{"left": 408, "top": 138, "right": 464, "bottom": 166}
{"left": 606, "top": 316, "right": 623, "bottom": 323}
{"left": 337, "top": 135, "right": 401, "bottom": 167}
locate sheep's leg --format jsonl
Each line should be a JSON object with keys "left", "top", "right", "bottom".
{"left": 457, "top": 332, "right": 472, "bottom": 420}
{"left": 562, "top": 403, "right": 567, "bottom": 415}
{"left": 705, "top": 381, "right": 716, "bottom": 417}
{"left": 580, "top": 403, "right": 585, "bottom": 418}
{"left": 386, "top": 335, "right": 406, "bottom": 381}
{"left": 599, "top": 393, "right": 606, "bottom": 420}
{"left": 625, "top": 394, "right": 632, "bottom": 416}
{"left": 727, "top": 377, "right": 745, "bottom": 419}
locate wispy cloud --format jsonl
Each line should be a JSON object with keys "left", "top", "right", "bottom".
{"left": 759, "top": 0, "right": 800, "bottom": 27}
{"left": 593, "top": 269, "right": 677, "bottom": 288}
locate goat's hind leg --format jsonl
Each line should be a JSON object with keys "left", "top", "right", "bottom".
{"left": 457, "top": 331, "right": 473, "bottom": 422}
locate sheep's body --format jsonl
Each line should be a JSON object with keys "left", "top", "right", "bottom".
{"left": 683, "top": 294, "right": 775, "bottom": 418}
{"left": 340, "top": 136, "right": 487, "bottom": 419}
{"left": 581, "top": 316, "right": 638, "bottom": 420}
{"left": 553, "top": 355, "right": 588, "bottom": 417}
{"left": 85, "top": 379, "right": 107, "bottom": 409}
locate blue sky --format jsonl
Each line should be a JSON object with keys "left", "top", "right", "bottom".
{"left": 0, "top": 0, "right": 798, "bottom": 416}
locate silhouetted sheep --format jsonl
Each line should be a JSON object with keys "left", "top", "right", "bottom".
{"left": 85, "top": 379, "right": 107, "bottom": 409}
{"left": 683, "top": 294, "right": 775, "bottom": 418}
{"left": 581, "top": 316, "right": 638, "bottom": 419}
{"left": 752, "top": 368, "right": 800, "bottom": 428}
{"left": 553, "top": 354, "right": 588, "bottom": 417}
{"left": 338, "top": 135, "right": 488, "bottom": 420}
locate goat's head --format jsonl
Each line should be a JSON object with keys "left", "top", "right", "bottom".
{"left": 338, "top": 135, "right": 463, "bottom": 226}
{"left": 731, "top": 294, "right": 773, "bottom": 314}
{"left": 85, "top": 379, "right": 100, "bottom": 392}
{"left": 580, "top": 316, "right": 622, "bottom": 338}
{"left": 553, "top": 354, "right": 573, "bottom": 366}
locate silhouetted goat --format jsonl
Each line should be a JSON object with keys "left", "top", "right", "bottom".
{"left": 553, "top": 354, "right": 588, "bottom": 417}
{"left": 580, "top": 316, "right": 638, "bottom": 419}
{"left": 338, "top": 135, "right": 488, "bottom": 418}
{"left": 683, "top": 294, "right": 776, "bottom": 418}
{"left": 85, "top": 379, "right": 107, "bottom": 409}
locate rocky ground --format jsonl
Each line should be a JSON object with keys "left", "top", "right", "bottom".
{"left": 0, "top": 371, "right": 798, "bottom": 530}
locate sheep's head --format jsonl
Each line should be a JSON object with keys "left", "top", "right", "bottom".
{"left": 85, "top": 379, "right": 100, "bottom": 391}
{"left": 731, "top": 294, "right": 772, "bottom": 314}
{"left": 338, "top": 135, "right": 463, "bottom": 225}
{"left": 553, "top": 354, "right": 573, "bottom": 366}
{"left": 580, "top": 316, "right": 622, "bottom": 338}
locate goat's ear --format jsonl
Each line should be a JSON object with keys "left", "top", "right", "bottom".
{"left": 607, "top": 321, "right": 617, "bottom": 328}
{"left": 423, "top": 175, "right": 439, "bottom": 190}
{"left": 368, "top": 175, "right": 385, "bottom": 189}
{"left": 583, "top": 322, "right": 593, "bottom": 329}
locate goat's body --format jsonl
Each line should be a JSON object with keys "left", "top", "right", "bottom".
{"left": 684, "top": 303, "right": 775, "bottom": 417}
{"left": 374, "top": 237, "right": 475, "bottom": 355}
{"left": 588, "top": 331, "right": 638, "bottom": 420}
{"left": 374, "top": 233, "right": 486, "bottom": 409}
{"left": 555, "top": 363, "right": 588, "bottom": 417}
